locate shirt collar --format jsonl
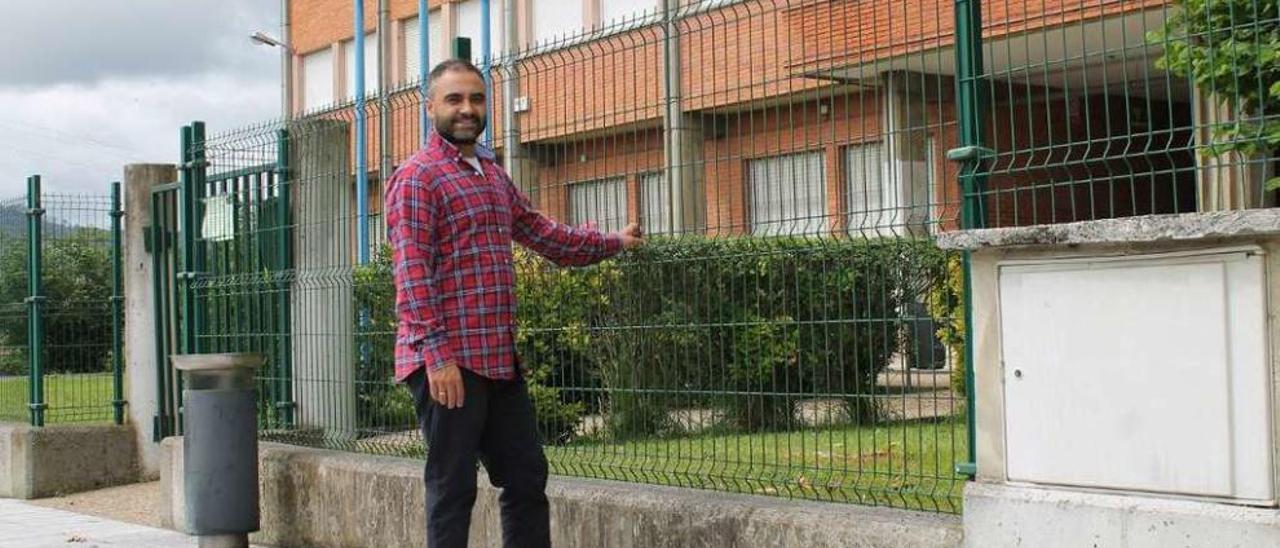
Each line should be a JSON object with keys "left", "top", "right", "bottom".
{"left": 428, "top": 130, "right": 497, "bottom": 163}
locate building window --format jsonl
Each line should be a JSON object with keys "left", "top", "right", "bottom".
{"left": 639, "top": 171, "right": 671, "bottom": 235}
{"left": 568, "top": 177, "right": 628, "bottom": 232}
{"left": 533, "top": 0, "right": 585, "bottom": 46}
{"left": 302, "top": 48, "right": 335, "bottom": 112}
{"left": 600, "top": 0, "right": 659, "bottom": 26}
{"left": 683, "top": 0, "right": 739, "bottom": 13}
{"left": 844, "top": 142, "right": 885, "bottom": 232}
{"left": 456, "top": 0, "right": 504, "bottom": 63}
{"left": 403, "top": 11, "right": 444, "bottom": 84}
{"left": 344, "top": 32, "right": 379, "bottom": 98}
{"left": 920, "top": 135, "right": 937, "bottom": 232}
{"left": 748, "top": 151, "right": 827, "bottom": 236}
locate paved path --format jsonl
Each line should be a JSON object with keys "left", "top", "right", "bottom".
{"left": 0, "top": 498, "right": 199, "bottom": 548}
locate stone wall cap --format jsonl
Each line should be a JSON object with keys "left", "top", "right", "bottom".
{"left": 935, "top": 209, "right": 1280, "bottom": 251}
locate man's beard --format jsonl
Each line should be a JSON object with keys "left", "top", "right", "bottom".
{"left": 435, "top": 115, "right": 486, "bottom": 145}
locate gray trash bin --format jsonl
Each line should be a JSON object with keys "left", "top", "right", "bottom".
{"left": 172, "top": 353, "right": 263, "bottom": 548}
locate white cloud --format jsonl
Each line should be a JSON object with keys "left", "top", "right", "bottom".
{"left": 0, "top": 0, "right": 282, "bottom": 198}
{"left": 0, "top": 76, "right": 279, "bottom": 197}
{"left": 0, "top": 1, "right": 278, "bottom": 87}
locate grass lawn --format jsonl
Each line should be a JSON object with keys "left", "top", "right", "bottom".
{"left": 547, "top": 418, "right": 967, "bottom": 512}
{"left": 308, "top": 415, "right": 968, "bottom": 513}
{"left": 0, "top": 373, "right": 117, "bottom": 424}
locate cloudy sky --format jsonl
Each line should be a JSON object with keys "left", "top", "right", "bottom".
{"left": 0, "top": 1, "right": 282, "bottom": 197}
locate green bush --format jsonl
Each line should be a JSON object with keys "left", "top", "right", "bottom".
{"left": 354, "top": 246, "right": 409, "bottom": 430}
{"left": 591, "top": 237, "right": 944, "bottom": 433}
{"left": 925, "top": 254, "right": 967, "bottom": 397}
{"left": 354, "top": 246, "right": 588, "bottom": 443}
{"left": 1152, "top": 0, "right": 1280, "bottom": 191}
{"left": 0, "top": 229, "right": 113, "bottom": 375}
{"left": 352, "top": 236, "right": 951, "bottom": 440}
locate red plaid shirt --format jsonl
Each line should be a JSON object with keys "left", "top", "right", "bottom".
{"left": 386, "top": 132, "right": 622, "bottom": 382}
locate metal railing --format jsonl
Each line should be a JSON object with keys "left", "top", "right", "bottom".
{"left": 159, "top": 0, "right": 1278, "bottom": 515}
{"left": 0, "top": 179, "right": 125, "bottom": 426}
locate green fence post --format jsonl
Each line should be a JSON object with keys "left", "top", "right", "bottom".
{"left": 952, "top": 0, "right": 992, "bottom": 231}
{"left": 179, "top": 123, "right": 209, "bottom": 351}
{"left": 179, "top": 124, "right": 195, "bottom": 361}
{"left": 191, "top": 122, "right": 208, "bottom": 354}
{"left": 176, "top": 122, "right": 208, "bottom": 435}
{"left": 274, "top": 128, "right": 294, "bottom": 427}
{"left": 25, "top": 175, "right": 46, "bottom": 427}
{"left": 151, "top": 188, "right": 171, "bottom": 440}
{"left": 110, "top": 181, "right": 126, "bottom": 425}
{"left": 949, "top": 0, "right": 992, "bottom": 478}
{"left": 451, "top": 37, "right": 471, "bottom": 61}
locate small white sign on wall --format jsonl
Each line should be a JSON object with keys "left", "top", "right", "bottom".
{"left": 998, "top": 247, "right": 1273, "bottom": 503}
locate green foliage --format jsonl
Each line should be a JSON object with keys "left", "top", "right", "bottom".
{"left": 354, "top": 245, "right": 589, "bottom": 442}
{"left": 354, "top": 244, "right": 413, "bottom": 430}
{"left": 925, "top": 255, "right": 967, "bottom": 397}
{"left": 0, "top": 233, "right": 27, "bottom": 375}
{"left": 525, "top": 364, "right": 586, "bottom": 445}
{"left": 353, "top": 236, "right": 952, "bottom": 441}
{"left": 592, "top": 237, "right": 947, "bottom": 434}
{"left": 0, "top": 229, "right": 113, "bottom": 375}
{"left": 1151, "top": 0, "right": 1280, "bottom": 190}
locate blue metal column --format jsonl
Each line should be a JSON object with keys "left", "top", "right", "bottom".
{"left": 480, "top": 0, "right": 492, "bottom": 146}
{"left": 419, "top": 0, "right": 431, "bottom": 146}
{"left": 354, "top": 0, "right": 370, "bottom": 264}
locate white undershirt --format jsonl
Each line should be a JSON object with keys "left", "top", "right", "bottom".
{"left": 462, "top": 156, "right": 483, "bottom": 174}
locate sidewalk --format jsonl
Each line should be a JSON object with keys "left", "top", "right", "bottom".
{"left": 0, "top": 498, "right": 200, "bottom": 547}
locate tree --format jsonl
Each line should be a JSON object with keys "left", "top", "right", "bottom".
{"left": 1152, "top": 0, "right": 1280, "bottom": 191}
{"left": 0, "top": 229, "right": 114, "bottom": 375}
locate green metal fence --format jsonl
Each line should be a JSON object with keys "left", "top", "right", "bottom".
{"left": 0, "top": 194, "right": 30, "bottom": 423}
{"left": 151, "top": 181, "right": 183, "bottom": 439}
{"left": 969, "top": 0, "right": 1278, "bottom": 226}
{"left": 155, "top": 0, "right": 1277, "bottom": 515}
{"left": 0, "top": 178, "right": 125, "bottom": 426}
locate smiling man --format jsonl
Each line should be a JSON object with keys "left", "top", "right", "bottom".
{"left": 384, "top": 59, "right": 644, "bottom": 548}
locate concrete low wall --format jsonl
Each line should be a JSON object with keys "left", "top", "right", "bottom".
{"left": 160, "top": 438, "right": 962, "bottom": 548}
{"left": 965, "top": 482, "right": 1280, "bottom": 548}
{"left": 0, "top": 423, "right": 139, "bottom": 499}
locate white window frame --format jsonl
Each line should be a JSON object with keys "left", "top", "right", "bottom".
{"left": 403, "top": 11, "right": 445, "bottom": 85}
{"left": 456, "top": 0, "right": 505, "bottom": 64}
{"left": 639, "top": 171, "right": 672, "bottom": 235}
{"left": 343, "top": 32, "right": 380, "bottom": 99}
{"left": 532, "top": 0, "right": 586, "bottom": 48}
{"left": 747, "top": 150, "right": 828, "bottom": 237}
{"left": 600, "top": 0, "right": 661, "bottom": 29}
{"left": 568, "top": 176, "right": 629, "bottom": 233}
{"left": 844, "top": 141, "right": 887, "bottom": 234}
{"left": 301, "top": 47, "right": 335, "bottom": 112}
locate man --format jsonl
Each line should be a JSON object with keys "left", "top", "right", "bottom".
{"left": 385, "top": 58, "right": 644, "bottom": 548}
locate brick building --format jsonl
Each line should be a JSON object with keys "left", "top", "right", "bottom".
{"left": 283, "top": 0, "right": 1243, "bottom": 240}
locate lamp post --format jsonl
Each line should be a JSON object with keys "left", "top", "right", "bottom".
{"left": 250, "top": 31, "right": 293, "bottom": 123}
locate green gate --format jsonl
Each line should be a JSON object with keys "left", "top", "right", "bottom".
{"left": 151, "top": 122, "right": 293, "bottom": 440}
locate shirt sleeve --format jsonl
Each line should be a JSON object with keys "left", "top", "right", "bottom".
{"left": 389, "top": 172, "right": 454, "bottom": 372}
{"left": 504, "top": 174, "right": 623, "bottom": 266}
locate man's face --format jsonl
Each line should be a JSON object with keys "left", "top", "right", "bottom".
{"left": 427, "top": 69, "right": 487, "bottom": 146}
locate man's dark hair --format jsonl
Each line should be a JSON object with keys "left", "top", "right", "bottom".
{"left": 427, "top": 59, "right": 485, "bottom": 96}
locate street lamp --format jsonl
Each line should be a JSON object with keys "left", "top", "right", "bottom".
{"left": 250, "top": 31, "right": 286, "bottom": 49}
{"left": 250, "top": 30, "right": 293, "bottom": 122}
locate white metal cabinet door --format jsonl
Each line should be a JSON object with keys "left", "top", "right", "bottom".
{"left": 999, "top": 249, "right": 1272, "bottom": 502}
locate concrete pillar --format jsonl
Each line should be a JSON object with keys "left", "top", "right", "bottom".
{"left": 123, "top": 163, "right": 178, "bottom": 479}
{"left": 288, "top": 119, "right": 357, "bottom": 439}
{"left": 883, "top": 71, "right": 933, "bottom": 238}
{"left": 1193, "top": 89, "right": 1273, "bottom": 211}
{"left": 501, "top": 0, "right": 538, "bottom": 201}
{"left": 662, "top": 0, "right": 706, "bottom": 235}
{"left": 936, "top": 210, "right": 1280, "bottom": 547}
